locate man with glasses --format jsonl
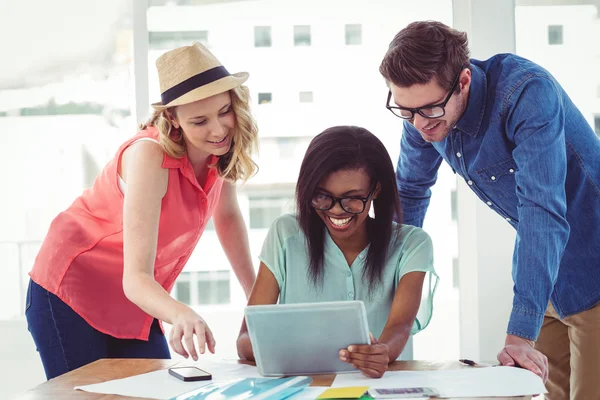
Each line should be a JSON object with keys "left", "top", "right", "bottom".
{"left": 379, "top": 21, "right": 600, "bottom": 400}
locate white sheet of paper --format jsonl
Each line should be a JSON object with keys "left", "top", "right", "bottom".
{"left": 74, "top": 358, "right": 265, "bottom": 399}
{"left": 332, "top": 366, "right": 547, "bottom": 398}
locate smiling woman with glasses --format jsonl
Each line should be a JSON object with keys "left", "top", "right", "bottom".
{"left": 311, "top": 183, "right": 377, "bottom": 214}
{"left": 237, "top": 125, "right": 438, "bottom": 379}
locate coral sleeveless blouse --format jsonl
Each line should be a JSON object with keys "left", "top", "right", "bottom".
{"left": 29, "top": 127, "right": 223, "bottom": 340}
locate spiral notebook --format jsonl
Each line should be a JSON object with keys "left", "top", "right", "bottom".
{"left": 170, "top": 376, "right": 313, "bottom": 400}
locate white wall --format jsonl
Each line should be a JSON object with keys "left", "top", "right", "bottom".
{"left": 516, "top": 5, "right": 600, "bottom": 125}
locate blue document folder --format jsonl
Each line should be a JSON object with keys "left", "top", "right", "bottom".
{"left": 170, "top": 376, "right": 313, "bottom": 400}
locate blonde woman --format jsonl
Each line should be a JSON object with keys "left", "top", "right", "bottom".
{"left": 26, "top": 43, "right": 259, "bottom": 379}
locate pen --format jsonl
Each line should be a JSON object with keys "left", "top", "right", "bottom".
{"left": 459, "top": 359, "right": 496, "bottom": 367}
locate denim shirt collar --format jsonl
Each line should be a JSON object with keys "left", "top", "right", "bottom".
{"left": 454, "top": 62, "right": 487, "bottom": 138}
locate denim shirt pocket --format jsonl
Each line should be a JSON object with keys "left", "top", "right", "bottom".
{"left": 476, "top": 158, "right": 519, "bottom": 199}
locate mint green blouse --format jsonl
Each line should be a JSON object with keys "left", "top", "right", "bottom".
{"left": 259, "top": 214, "right": 438, "bottom": 339}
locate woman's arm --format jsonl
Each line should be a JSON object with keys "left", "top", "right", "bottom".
{"left": 212, "top": 181, "right": 256, "bottom": 298}
{"left": 236, "top": 262, "right": 280, "bottom": 361}
{"left": 121, "top": 141, "right": 214, "bottom": 360}
{"left": 379, "top": 271, "right": 426, "bottom": 359}
{"left": 340, "top": 271, "right": 425, "bottom": 378}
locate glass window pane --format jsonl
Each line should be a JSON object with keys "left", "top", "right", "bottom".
{"left": 299, "top": 91, "right": 313, "bottom": 103}
{"left": 197, "top": 270, "right": 230, "bottom": 305}
{"left": 254, "top": 26, "right": 272, "bottom": 47}
{"left": 595, "top": 115, "right": 600, "bottom": 137}
{"left": 547, "top": 25, "right": 563, "bottom": 45}
{"left": 216, "top": 279, "right": 231, "bottom": 304}
{"left": 175, "top": 279, "right": 191, "bottom": 305}
{"left": 294, "top": 25, "right": 311, "bottom": 46}
{"left": 345, "top": 24, "right": 362, "bottom": 45}
{"left": 1, "top": 2, "right": 133, "bottom": 323}
{"left": 249, "top": 205, "right": 281, "bottom": 229}
{"left": 276, "top": 137, "right": 297, "bottom": 159}
{"left": 249, "top": 196, "right": 295, "bottom": 229}
{"left": 258, "top": 92, "right": 272, "bottom": 104}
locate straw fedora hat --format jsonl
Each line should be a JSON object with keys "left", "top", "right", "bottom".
{"left": 152, "top": 42, "right": 249, "bottom": 110}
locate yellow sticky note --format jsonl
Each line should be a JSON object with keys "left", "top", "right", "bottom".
{"left": 317, "top": 386, "right": 370, "bottom": 399}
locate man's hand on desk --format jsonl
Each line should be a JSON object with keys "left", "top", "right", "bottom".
{"left": 497, "top": 334, "right": 548, "bottom": 383}
{"left": 339, "top": 333, "right": 390, "bottom": 378}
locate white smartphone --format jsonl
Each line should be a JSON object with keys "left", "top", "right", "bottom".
{"left": 367, "top": 387, "right": 439, "bottom": 399}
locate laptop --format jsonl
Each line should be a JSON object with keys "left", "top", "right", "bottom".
{"left": 244, "top": 300, "right": 371, "bottom": 376}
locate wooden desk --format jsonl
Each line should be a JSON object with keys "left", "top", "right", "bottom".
{"left": 15, "top": 359, "right": 532, "bottom": 400}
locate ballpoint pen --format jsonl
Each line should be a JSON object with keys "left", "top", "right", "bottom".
{"left": 459, "top": 359, "right": 497, "bottom": 367}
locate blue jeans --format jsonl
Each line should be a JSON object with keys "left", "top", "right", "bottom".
{"left": 25, "top": 279, "right": 170, "bottom": 380}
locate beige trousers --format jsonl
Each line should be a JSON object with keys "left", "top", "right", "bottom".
{"left": 535, "top": 301, "right": 600, "bottom": 400}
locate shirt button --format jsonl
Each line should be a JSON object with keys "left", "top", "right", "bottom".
{"left": 201, "top": 198, "right": 207, "bottom": 203}
{"left": 467, "top": 180, "right": 473, "bottom": 186}
{"left": 491, "top": 176, "right": 496, "bottom": 181}
{"left": 486, "top": 201, "right": 492, "bottom": 206}
{"left": 347, "top": 271, "right": 351, "bottom": 277}
{"left": 506, "top": 217, "right": 512, "bottom": 222}
{"left": 348, "top": 292, "right": 354, "bottom": 298}
{"left": 359, "top": 254, "right": 365, "bottom": 260}
{"left": 509, "top": 169, "right": 515, "bottom": 173}
{"left": 456, "top": 152, "right": 462, "bottom": 158}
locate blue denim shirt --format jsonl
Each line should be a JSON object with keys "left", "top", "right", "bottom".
{"left": 396, "top": 54, "right": 600, "bottom": 341}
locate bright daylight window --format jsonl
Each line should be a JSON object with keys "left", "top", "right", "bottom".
{"left": 258, "top": 92, "right": 272, "bottom": 104}
{"left": 294, "top": 25, "right": 312, "bottom": 46}
{"left": 0, "top": 0, "right": 134, "bottom": 395}
{"left": 254, "top": 26, "right": 272, "bottom": 47}
{"left": 547, "top": 24, "right": 564, "bottom": 45}
{"left": 345, "top": 24, "right": 362, "bottom": 45}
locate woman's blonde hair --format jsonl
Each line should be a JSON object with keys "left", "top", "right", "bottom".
{"left": 139, "top": 85, "right": 258, "bottom": 182}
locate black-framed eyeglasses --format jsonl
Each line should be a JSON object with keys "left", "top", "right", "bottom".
{"left": 311, "top": 184, "right": 377, "bottom": 214}
{"left": 385, "top": 66, "right": 466, "bottom": 120}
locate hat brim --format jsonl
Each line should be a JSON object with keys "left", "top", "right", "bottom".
{"left": 151, "top": 72, "right": 249, "bottom": 111}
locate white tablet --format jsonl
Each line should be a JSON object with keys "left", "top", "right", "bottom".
{"left": 244, "top": 300, "right": 371, "bottom": 377}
